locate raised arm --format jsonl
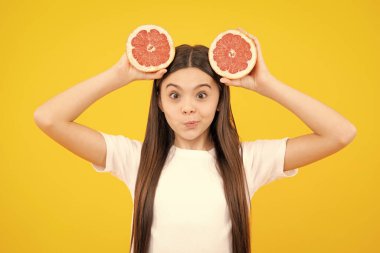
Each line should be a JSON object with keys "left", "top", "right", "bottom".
{"left": 220, "top": 28, "right": 357, "bottom": 172}
{"left": 33, "top": 52, "right": 166, "bottom": 167}
{"left": 251, "top": 75, "right": 356, "bottom": 171}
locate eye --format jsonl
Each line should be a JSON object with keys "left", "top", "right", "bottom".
{"left": 197, "top": 92, "right": 208, "bottom": 99}
{"left": 169, "top": 92, "right": 179, "bottom": 99}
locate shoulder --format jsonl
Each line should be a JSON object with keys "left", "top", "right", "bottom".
{"left": 241, "top": 137, "right": 289, "bottom": 154}
{"left": 100, "top": 131, "right": 143, "bottom": 152}
{"left": 97, "top": 131, "right": 143, "bottom": 169}
{"left": 239, "top": 137, "right": 290, "bottom": 169}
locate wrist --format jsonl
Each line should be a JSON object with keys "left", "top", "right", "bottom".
{"left": 254, "top": 74, "right": 277, "bottom": 95}
{"left": 108, "top": 65, "right": 133, "bottom": 87}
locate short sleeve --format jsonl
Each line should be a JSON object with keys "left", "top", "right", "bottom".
{"left": 91, "top": 131, "right": 142, "bottom": 195}
{"left": 241, "top": 137, "right": 298, "bottom": 199}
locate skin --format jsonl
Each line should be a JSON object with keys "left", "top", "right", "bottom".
{"left": 33, "top": 27, "right": 357, "bottom": 171}
{"left": 220, "top": 28, "right": 357, "bottom": 171}
{"left": 158, "top": 68, "right": 220, "bottom": 151}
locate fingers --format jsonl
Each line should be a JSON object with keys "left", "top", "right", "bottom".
{"left": 237, "top": 27, "right": 263, "bottom": 59}
{"left": 159, "top": 68, "right": 167, "bottom": 75}
{"left": 237, "top": 27, "right": 255, "bottom": 41}
{"left": 146, "top": 68, "right": 167, "bottom": 80}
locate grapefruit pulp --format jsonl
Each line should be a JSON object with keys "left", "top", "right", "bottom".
{"left": 209, "top": 29, "right": 257, "bottom": 79}
{"left": 126, "top": 24, "right": 175, "bottom": 72}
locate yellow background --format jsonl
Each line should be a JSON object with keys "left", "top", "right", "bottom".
{"left": 1, "top": 0, "right": 378, "bottom": 252}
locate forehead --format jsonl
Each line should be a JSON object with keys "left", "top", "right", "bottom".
{"left": 162, "top": 67, "right": 217, "bottom": 90}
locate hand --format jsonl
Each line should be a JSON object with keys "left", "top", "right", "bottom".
{"left": 220, "top": 28, "right": 274, "bottom": 93}
{"left": 110, "top": 52, "right": 167, "bottom": 85}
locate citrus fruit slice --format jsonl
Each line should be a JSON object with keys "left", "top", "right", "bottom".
{"left": 209, "top": 29, "right": 257, "bottom": 79}
{"left": 126, "top": 24, "right": 175, "bottom": 72}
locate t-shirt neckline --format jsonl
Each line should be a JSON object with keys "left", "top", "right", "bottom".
{"left": 172, "top": 145, "right": 216, "bottom": 157}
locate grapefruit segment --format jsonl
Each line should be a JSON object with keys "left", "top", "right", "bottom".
{"left": 126, "top": 24, "right": 175, "bottom": 72}
{"left": 209, "top": 29, "right": 257, "bottom": 79}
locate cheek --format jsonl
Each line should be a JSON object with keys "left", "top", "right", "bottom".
{"left": 203, "top": 97, "right": 219, "bottom": 116}
{"left": 161, "top": 103, "right": 178, "bottom": 123}
{"left": 198, "top": 107, "right": 217, "bottom": 125}
{"left": 161, "top": 99, "right": 175, "bottom": 113}
{"left": 203, "top": 108, "right": 217, "bottom": 120}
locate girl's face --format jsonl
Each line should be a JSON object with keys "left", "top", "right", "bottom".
{"left": 158, "top": 67, "right": 220, "bottom": 149}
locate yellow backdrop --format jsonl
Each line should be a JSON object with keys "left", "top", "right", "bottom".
{"left": 1, "top": 0, "right": 378, "bottom": 252}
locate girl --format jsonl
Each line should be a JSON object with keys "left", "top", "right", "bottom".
{"left": 34, "top": 29, "right": 357, "bottom": 253}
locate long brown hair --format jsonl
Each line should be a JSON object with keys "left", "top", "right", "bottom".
{"left": 130, "top": 44, "right": 251, "bottom": 253}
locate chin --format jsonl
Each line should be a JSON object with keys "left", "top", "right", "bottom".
{"left": 178, "top": 127, "right": 209, "bottom": 141}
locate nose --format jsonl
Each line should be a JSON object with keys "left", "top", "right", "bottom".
{"left": 181, "top": 103, "right": 195, "bottom": 115}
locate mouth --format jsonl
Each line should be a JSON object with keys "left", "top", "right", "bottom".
{"left": 184, "top": 121, "right": 199, "bottom": 128}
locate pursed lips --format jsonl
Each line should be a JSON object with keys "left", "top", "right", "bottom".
{"left": 184, "top": 120, "right": 199, "bottom": 124}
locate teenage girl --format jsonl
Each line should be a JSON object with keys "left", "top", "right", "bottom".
{"left": 34, "top": 29, "right": 356, "bottom": 253}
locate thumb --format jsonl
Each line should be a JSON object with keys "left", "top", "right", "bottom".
{"left": 220, "top": 77, "right": 242, "bottom": 87}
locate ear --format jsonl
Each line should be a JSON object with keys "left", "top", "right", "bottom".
{"left": 158, "top": 94, "right": 163, "bottom": 112}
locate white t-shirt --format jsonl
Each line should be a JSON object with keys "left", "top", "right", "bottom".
{"left": 91, "top": 131, "right": 298, "bottom": 253}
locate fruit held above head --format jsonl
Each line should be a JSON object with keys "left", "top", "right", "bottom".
{"left": 209, "top": 29, "right": 257, "bottom": 79}
{"left": 126, "top": 24, "right": 175, "bottom": 73}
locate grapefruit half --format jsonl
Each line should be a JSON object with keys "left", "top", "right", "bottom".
{"left": 209, "top": 29, "right": 257, "bottom": 79}
{"left": 126, "top": 24, "right": 175, "bottom": 72}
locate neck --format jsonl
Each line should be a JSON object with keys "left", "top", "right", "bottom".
{"left": 174, "top": 135, "right": 214, "bottom": 151}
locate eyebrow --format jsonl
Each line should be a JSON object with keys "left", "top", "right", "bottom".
{"left": 165, "top": 83, "right": 212, "bottom": 90}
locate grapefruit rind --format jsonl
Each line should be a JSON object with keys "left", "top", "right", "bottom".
{"left": 209, "top": 29, "right": 257, "bottom": 79}
{"left": 126, "top": 24, "right": 175, "bottom": 72}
